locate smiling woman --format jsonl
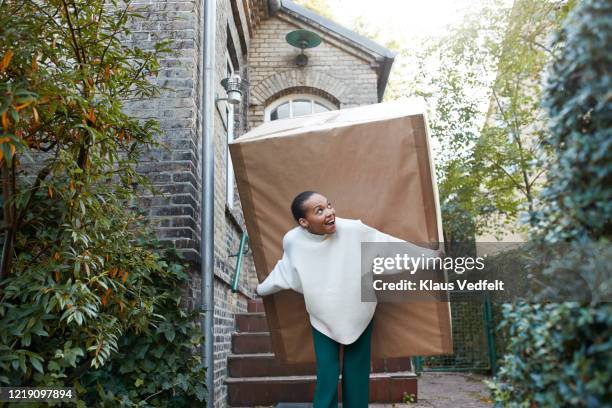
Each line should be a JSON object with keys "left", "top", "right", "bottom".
{"left": 291, "top": 191, "right": 337, "bottom": 235}
{"left": 256, "top": 190, "right": 440, "bottom": 407}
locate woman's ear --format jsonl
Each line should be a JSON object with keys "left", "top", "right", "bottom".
{"left": 298, "top": 218, "right": 308, "bottom": 228}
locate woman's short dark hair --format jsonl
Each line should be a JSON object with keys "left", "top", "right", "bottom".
{"left": 291, "top": 191, "right": 318, "bottom": 223}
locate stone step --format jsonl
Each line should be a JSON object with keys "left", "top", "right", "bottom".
{"left": 228, "top": 353, "right": 316, "bottom": 377}
{"left": 226, "top": 371, "right": 417, "bottom": 406}
{"left": 248, "top": 298, "right": 265, "bottom": 313}
{"left": 232, "top": 332, "right": 272, "bottom": 354}
{"left": 232, "top": 403, "right": 353, "bottom": 408}
{"left": 228, "top": 352, "right": 413, "bottom": 377}
{"left": 236, "top": 312, "right": 268, "bottom": 332}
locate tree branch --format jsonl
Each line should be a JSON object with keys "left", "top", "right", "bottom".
{"left": 15, "top": 165, "right": 52, "bottom": 231}
{"left": 98, "top": 1, "right": 130, "bottom": 71}
{"left": 70, "top": 0, "right": 88, "bottom": 64}
{"left": 488, "top": 160, "right": 526, "bottom": 196}
{"left": 0, "top": 160, "right": 14, "bottom": 280}
{"left": 61, "top": 0, "right": 83, "bottom": 66}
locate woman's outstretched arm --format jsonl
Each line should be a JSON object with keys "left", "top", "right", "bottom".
{"left": 256, "top": 246, "right": 302, "bottom": 296}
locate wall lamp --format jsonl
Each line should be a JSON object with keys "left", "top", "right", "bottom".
{"left": 286, "top": 29, "right": 322, "bottom": 67}
{"left": 216, "top": 73, "right": 243, "bottom": 105}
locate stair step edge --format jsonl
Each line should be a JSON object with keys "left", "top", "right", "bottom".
{"left": 225, "top": 371, "right": 417, "bottom": 383}
{"left": 236, "top": 312, "right": 267, "bottom": 317}
{"left": 228, "top": 352, "right": 276, "bottom": 358}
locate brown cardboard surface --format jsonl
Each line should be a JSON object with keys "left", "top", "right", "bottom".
{"left": 229, "top": 99, "right": 453, "bottom": 363}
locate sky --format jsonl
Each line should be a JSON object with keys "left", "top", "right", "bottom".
{"left": 318, "top": 0, "right": 492, "bottom": 156}
{"left": 325, "top": 0, "right": 479, "bottom": 44}
{"left": 306, "top": 0, "right": 514, "bottom": 161}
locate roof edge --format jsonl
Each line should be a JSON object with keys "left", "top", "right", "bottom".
{"left": 377, "top": 55, "right": 394, "bottom": 102}
{"left": 269, "top": 0, "right": 396, "bottom": 101}
{"left": 278, "top": 0, "right": 396, "bottom": 59}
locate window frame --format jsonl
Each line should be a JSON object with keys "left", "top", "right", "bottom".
{"left": 264, "top": 94, "right": 337, "bottom": 122}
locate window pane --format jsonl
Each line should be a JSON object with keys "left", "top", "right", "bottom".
{"left": 314, "top": 102, "right": 331, "bottom": 113}
{"left": 271, "top": 102, "right": 290, "bottom": 121}
{"left": 292, "top": 100, "right": 312, "bottom": 117}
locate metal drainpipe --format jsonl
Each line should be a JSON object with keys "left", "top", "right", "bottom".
{"left": 199, "top": 0, "right": 215, "bottom": 406}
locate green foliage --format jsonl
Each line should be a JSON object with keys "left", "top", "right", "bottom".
{"left": 386, "top": 1, "right": 572, "bottom": 241}
{"left": 77, "top": 243, "right": 207, "bottom": 406}
{"left": 437, "top": 159, "right": 478, "bottom": 246}
{"left": 402, "top": 391, "right": 416, "bottom": 404}
{"left": 486, "top": 302, "right": 612, "bottom": 407}
{"left": 408, "top": 0, "right": 510, "bottom": 241}
{"left": 0, "top": 0, "right": 206, "bottom": 405}
{"left": 488, "top": 0, "right": 611, "bottom": 405}
{"left": 525, "top": 0, "right": 611, "bottom": 301}
{"left": 529, "top": 0, "right": 611, "bottom": 242}
{"left": 1, "top": 231, "right": 207, "bottom": 406}
{"left": 475, "top": 0, "right": 576, "bottom": 221}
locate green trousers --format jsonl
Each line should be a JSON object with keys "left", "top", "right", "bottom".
{"left": 311, "top": 316, "right": 374, "bottom": 408}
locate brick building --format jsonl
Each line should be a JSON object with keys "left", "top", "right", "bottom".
{"left": 126, "top": 0, "right": 396, "bottom": 406}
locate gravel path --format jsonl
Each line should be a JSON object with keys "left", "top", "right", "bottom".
{"left": 274, "top": 372, "right": 495, "bottom": 408}
{"left": 370, "top": 372, "right": 494, "bottom": 408}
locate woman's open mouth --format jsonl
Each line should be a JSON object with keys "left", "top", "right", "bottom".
{"left": 324, "top": 218, "right": 335, "bottom": 226}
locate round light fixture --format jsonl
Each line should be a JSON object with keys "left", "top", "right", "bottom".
{"left": 286, "top": 29, "right": 322, "bottom": 67}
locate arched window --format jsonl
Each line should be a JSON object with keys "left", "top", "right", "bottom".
{"left": 264, "top": 94, "right": 337, "bottom": 122}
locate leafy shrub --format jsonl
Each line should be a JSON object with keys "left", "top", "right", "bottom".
{"left": 487, "top": 0, "right": 612, "bottom": 406}
{"left": 0, "top": 0, "right": 207, "bottom": 405}
{"left": 487, "top": 302, "right": 611, "bottom": 407}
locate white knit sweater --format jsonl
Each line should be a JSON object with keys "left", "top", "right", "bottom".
{"left": 256, "top": 217, "right": 439, "bottom": 345}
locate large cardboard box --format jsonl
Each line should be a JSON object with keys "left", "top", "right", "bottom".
{"left": 229, "top": 99, "right": 453, "bottom": 363}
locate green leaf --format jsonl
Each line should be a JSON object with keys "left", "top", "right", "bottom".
{"left": 163, "top": 329, "right": 175, "bottom": 342}
{"left": 29, "top": 355, "right": 44, "bottom": 374}
{"left": 48, "top": 361, "right": 60, "bottom": 371}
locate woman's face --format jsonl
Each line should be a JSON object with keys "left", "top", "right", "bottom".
{"left": 298, "top": 193, "right": 336, "bottom": 235}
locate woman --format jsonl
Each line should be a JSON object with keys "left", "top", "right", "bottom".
{"left": 256, "top": 190, "right": 441, "bottom": 408}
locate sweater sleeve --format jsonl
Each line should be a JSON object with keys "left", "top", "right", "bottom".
{"left": 256, "top": 245, "right": 302, "bottom": 296}
{"left": 358, "top": 219, "right": 442, "bottom": 275}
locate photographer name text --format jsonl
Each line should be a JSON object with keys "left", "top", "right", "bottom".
{"left": 372, "top": 279, "right": 505, "bottom": 291}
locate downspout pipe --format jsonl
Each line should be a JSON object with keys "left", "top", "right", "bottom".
{"left": 199, "top": 0, "right": 215, "bottom": 406}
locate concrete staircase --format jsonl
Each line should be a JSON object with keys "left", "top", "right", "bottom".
{"left": 226, "top": 299, "right": 418, "bottom": 406}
